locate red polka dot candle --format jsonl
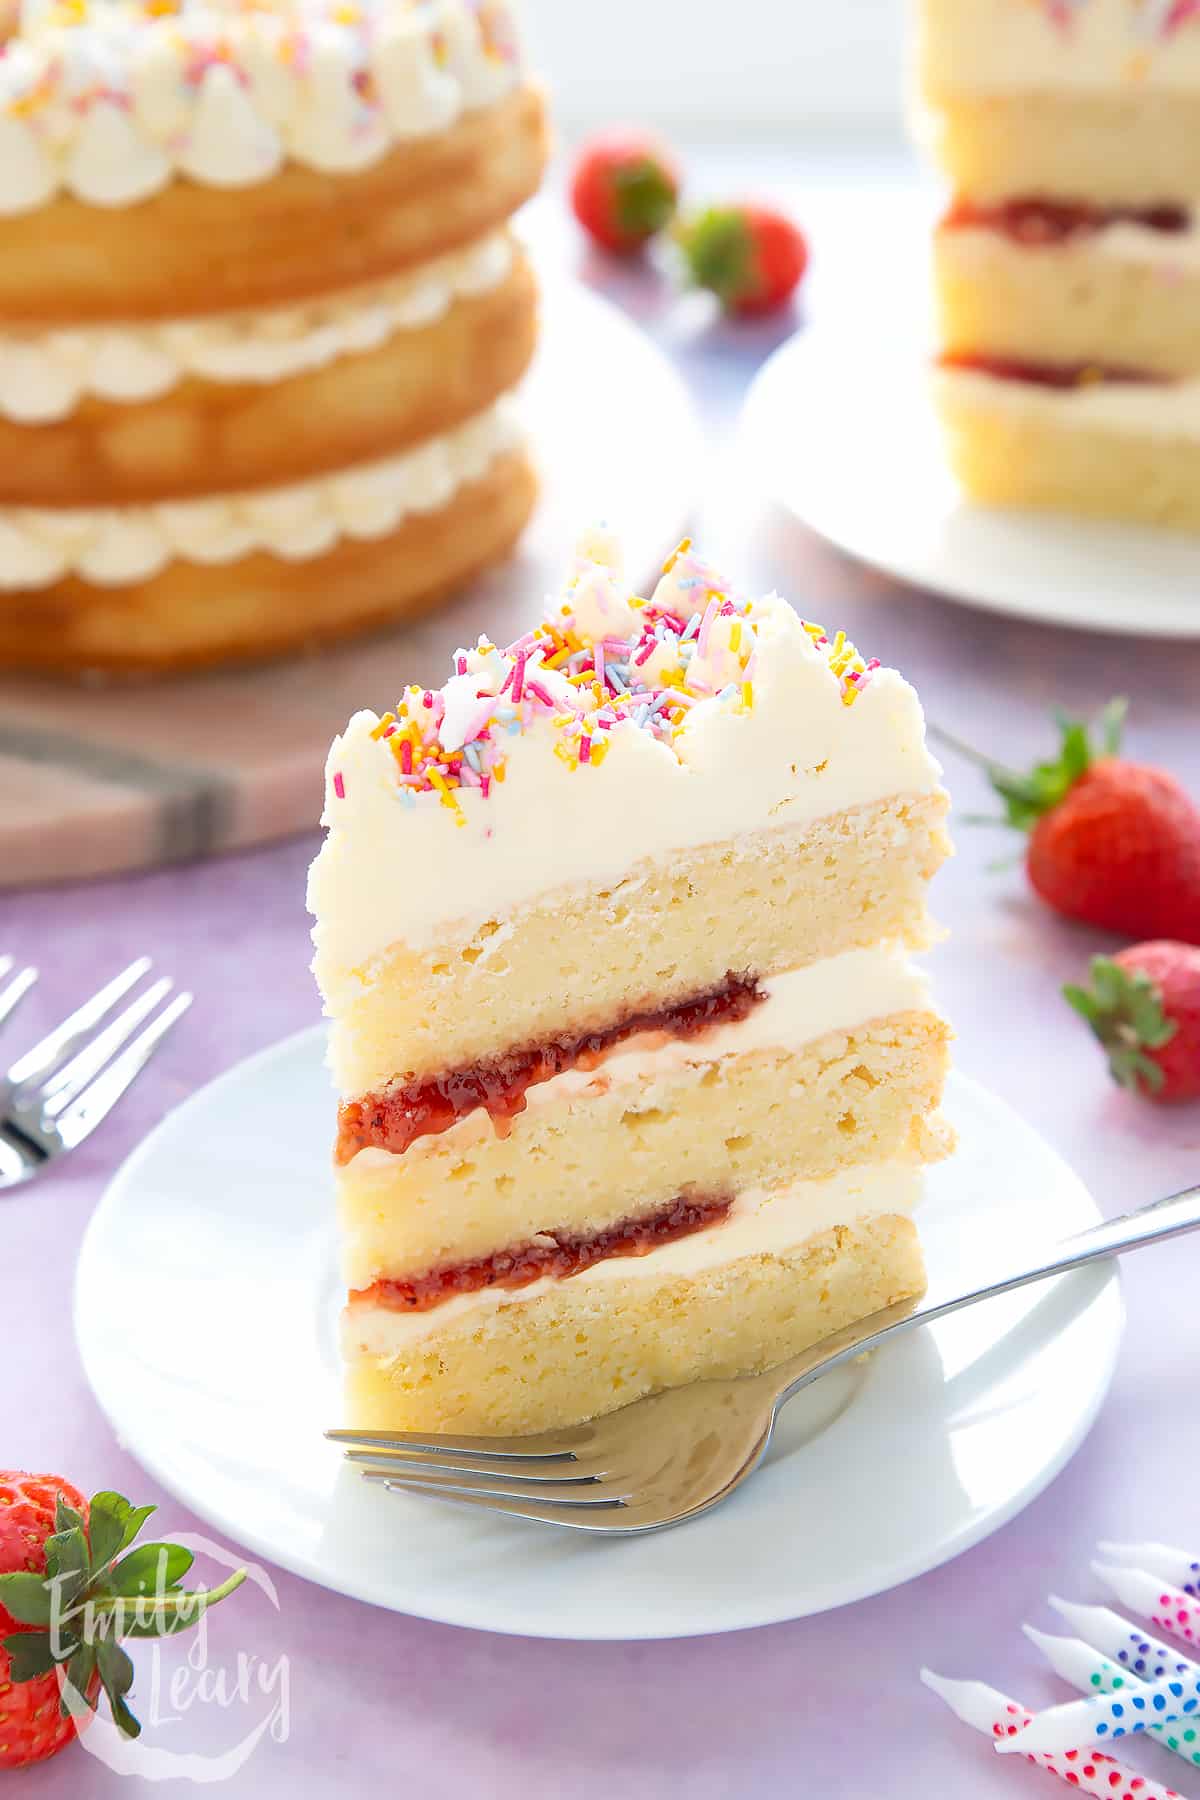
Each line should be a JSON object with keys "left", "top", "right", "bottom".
{"left": 921, "top": 1670, "right": 1184, "bottom": 1799}
{"left": 1095, "top": 1563, "right": 1200, "bottom": 1650}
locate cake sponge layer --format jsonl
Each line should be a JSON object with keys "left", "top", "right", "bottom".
{"left": 343, "top": 1212, "right": 926, "bottom": 1435}
{"left": 327, "top": 793, "right": 950, "bottom": 1098}
{"left": 935, "top": 224, "right": 1200, "bottom": 375}
{"left": 340, "top": 1011, "right": 951, "bottom": 1285}
{"left": 921, "top": 93, "right": 1200, "bottom": 206}
{"left": 934, "top": 367, "right": 1200, "bottom": 529}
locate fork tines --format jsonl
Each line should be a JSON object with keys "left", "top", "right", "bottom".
{"left": 326, "top": 1426, "right": 632, "bottom": 1522}
{"left": 1, "top": 957, "right": 193, "bottom": 1168}
{"left": 0, "top": 956, "right": 38, "bottom": 1031}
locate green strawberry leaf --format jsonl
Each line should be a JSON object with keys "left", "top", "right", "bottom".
{"left": 0, "top": 1571, "right": 55, "bottom": 1627}
{"left": 95, "top": 1639, "right": 140, "bottom": 1741}
{"left": 931, "top": 697, "right": 1129, "bottom": 833}
{"left": 3, "top": 1630, "right": 59, "bottom": 1682}
{"left": 111, "top": 1543, "right": 194, "bottom": 1598}
{"left": 54, "top": 1496, "right": 86, "bottom": 1538}
{"left": 43, "top": 1525, "right": 91, "bottom": 1609}
{"left": 86, "top": 1494, "right": 154, "bottom": 1577}
{"left": 65, "top": 1641, "right": 99, "bottom": 1712}
{"left": 1064, "top": 955, "right": 1178, "bottom": 1097}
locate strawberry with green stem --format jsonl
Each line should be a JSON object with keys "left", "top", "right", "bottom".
{"left": 932, "top": 699, "right": 1200, "bottom": 944}
{"left": 0, "top": 1476, "right": 245, "bottom": 1769}
{"left": 1066, "top": 941, "right": 1200, "bottom": 1102}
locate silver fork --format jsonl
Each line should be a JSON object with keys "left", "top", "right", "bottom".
{"left": 0, "top": 956, "right": 192, "bottom": 1188}
{"left": 329, "top": 1181, "right": 1200, "bottom": 1535}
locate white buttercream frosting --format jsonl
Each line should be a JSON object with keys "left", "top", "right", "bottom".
{"left": 921, "top": 0, "right": 1200, "bottom": 96}
{"left": 936, "top": 363, "right": 1200, "bottom": 440}
{"left": 343, "top": 1160, "right": 925, "bottom": 1355}
{"left": 344, "top": 949, "right": 933, "bottom": 1158}
{"left": 0, "top": 0, "right": 524, "bottom": 215}
{"left": 0, "top": 233, "right": 512, "bottom": 424}
{"left": 308, "top": 538, "right": 944, "bottom": 971}
{"left": 0, "top": 397, "right": 522, "bottom": 589}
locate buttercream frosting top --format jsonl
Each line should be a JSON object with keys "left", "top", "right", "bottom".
{"left": 308, "top": 533, "right": 944, "bottom": 975}
{"left": 0, "top": 0, "right": 523, "bottom": 215}
{"left": 921, "top": 0, "right": 1200, "bottom": 95}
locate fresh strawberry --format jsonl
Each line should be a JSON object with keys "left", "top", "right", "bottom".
{"left": 569, "top": 130, "right": 680, "bottom": 255}
{"left": 677, "top": 203, "right": 809, "bottom": 316}
{"left": 1066, "top": 941, "right": 1200, "bottom": 1101}
{"left": 0, "top": 1477, "right": 245, "bottom": 1769}
{"left": 938, "top": 700, "right": 1200, "bottom": 943}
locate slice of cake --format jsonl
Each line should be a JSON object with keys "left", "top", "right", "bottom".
{"left": 916, "top": 0, "right": 1200, "bottom": 528}
{"left": 309, "top": 534, "right": 953, "bottom": 1436}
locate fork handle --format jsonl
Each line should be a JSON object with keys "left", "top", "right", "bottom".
{"left": 773, "top": 1180, "right": 1200, "bottom": 1409}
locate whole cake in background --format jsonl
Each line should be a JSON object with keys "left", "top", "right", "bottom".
{"left": 917, "top": 0, "right": 1200, "bottom": 529}
{"left": 309, "top": 533, "right": 954, "bottom": 1437}
{"left": 0, "top": 0, "right": 546, "bottom": 675}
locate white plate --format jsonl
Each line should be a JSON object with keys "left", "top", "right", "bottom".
{"left": 75, "top": 1033, "right": 1122, "bottom": 1641}
{"left": 740, "top": 326, "right": 1200, "bottom": 638}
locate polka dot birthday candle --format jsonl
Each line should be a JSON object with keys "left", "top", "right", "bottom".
{"left": 920, "top": 1671, "right": 1183, "bottom": 1799}
{"left": 994, "top": 1661, "right": 1200, "bottom": 1756}
{"left": 1048, "top": 1598, "right": 1200, "bottom": 1686}
{"left": 1023, "top": 1625, "right": 1200, "bottom": 1774}
{"left": 1097, "top": 1545, "right": 1200, "bottom": 1599}
{"left": 1095, "top": 1563, "right": 1200, "bottom": 1649}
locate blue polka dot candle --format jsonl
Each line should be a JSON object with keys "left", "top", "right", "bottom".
{"left": 1024, "top": 1625, "right": 1200, "bottom": 1772}
{"left": 1095, "top": 1562, "right": 1200, "bottom": 1648}
{"left": 1049, "top": 1597, "right": 1200, "bottom": 1686}
{"left": 1098, "top": 1543, "right": 1200, "bottom": 1599}
{"left": 921, "top": 1670, "right": 1183, "bottom": 1799}
{"left": 994, "top": 1659, "right": 1200, "bottom": 1756}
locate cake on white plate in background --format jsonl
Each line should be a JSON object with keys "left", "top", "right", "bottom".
{"left": 916, "top": 0, "right": 1200, "bottom": 529}
{"left": 309, "top": 533, "right": 954, "bottom": 1436}
{"left": 0, "top": 0, "right": 546, "bottom": 674}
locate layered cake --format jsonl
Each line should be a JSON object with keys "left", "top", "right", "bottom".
{"left": 918, "top": 0, "right": 1200, "bottom": 527}
{"left": 0, "top": 0, "right": 546, "bottom": 674}
{"left": 310, "top": 534, "right": 953, "bottom": 1436}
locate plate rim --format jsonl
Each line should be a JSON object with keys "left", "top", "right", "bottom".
{"left": 74, "top": 1028, "right": 1124, "bottom": 1642}
{"left": 740, "top": 326, "right": 1200, "bottom": 642}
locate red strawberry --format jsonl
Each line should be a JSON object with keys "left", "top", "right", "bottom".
{"left": 938, "top": 700, "right": 1200, "bottom": 943}
{"left": 0, "top": 1477, "right": 245, "bottom": 1768}
{"left": 1066, "top": 941, "right": 1200, "bottom": 1102}
{"left": 1, "top": 1475, "right": 93, "bottom": 1769}
{"left": 677, "top": 203, "right": 809, "bottom": 316}
{"left": 569, "top": 130, "right": 680, "bottom": 255}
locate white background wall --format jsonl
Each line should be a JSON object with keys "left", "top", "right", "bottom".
{"left": 522, "top": 0, "right": 906, "bottom": 138}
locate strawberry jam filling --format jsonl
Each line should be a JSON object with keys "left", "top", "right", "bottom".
{"left": 352, "top": 1192, "right": 734, "bottom": 1313}
{"left": 941, "top": 196, "right": 1189, "bottom": 245}
{"left": 336, "top": 972, "right": 765, "bottom": 1161}
{"left": 939, "top": 350, "right": 1165, "bottom": 389}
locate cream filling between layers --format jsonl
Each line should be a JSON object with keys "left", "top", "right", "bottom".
{"left": 0, "top": 234, "right": 513, "bottom": 423}
{"left": 344, "top": 946, "right": 934, "bottom": 1160}
{"left": 945, "top": 216, "right": 1200, "bottom": 273}
{"left": 934, "top": 365, "right": 1200, "bottom": 440}
{"left": 0, "top": 397, "right": 523, "bottom": 589}
{"left": 343, "top": 1160, "right": 925, "bottom": 1357}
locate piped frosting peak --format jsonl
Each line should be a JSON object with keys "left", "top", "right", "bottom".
{"left": 0, "top": 0, "right": 523, "bottom": 214}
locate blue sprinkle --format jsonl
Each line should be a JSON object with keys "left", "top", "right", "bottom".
{"left": 1096, "top": 1724, "right": 1108, "bottom": 1736}
{"left": 463, "top": 744, "right": 482, "bottom": 772}
{"left": 1185, "top": 1700, "right": 1199, "bottom": 1713}
{"left": 1171, "top": 1682, "right": 1185, "bottom": 1697}
{"left": 682, "top": 612, "right": 701, "bottom": 641}
{"left": 1112, "top": 1703, "right": 1125, "bottom": 1717}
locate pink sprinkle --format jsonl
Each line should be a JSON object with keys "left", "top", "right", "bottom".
{"left": 579, "top": 736, "right": 592, "bottom": 764}
{"left": 697, "top": 598, "right": 720, "bottom": 657}
{"left": 634, "top": 636, "right": 657, "bottom": 667}
{"left": 422, "top": 690, "right": 433, "bottom": 709}
{"left": 499, "top": 665, "right": 514, "bottom": 696}
{"left": 526, "top": 679, "right": 556, "bottom": 708}
{"left": 381, "top": 723, "right": 397, "bottom": 738}
{"left": 594, "top": 644, "right": 605, "bottom": 689}
{"left": 506, "top": 630, "right": 537, "bottom": 656}
{"left": 400, "top": 740, "right": 413, "bottom": 775}
{"left": 456, "top": 654, "right": 467, "bottom": 676}
{"left": 511, "top": 650, "right": 528, "bottom": 703}
{"left": 481, "top": 775, "right": 491, "bottom": 799}
{"left": 332, "top": 772, "right": 345, "bottom": 799}
{"left": 459, "top": 765, "right": 482, "bottom": 789}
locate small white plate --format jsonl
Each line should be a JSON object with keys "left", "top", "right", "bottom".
{"left": 75, "top": 1032, "right": 1122, "bottom": 1641}
{"left": 740, "top": 326, "right": 1200, "bottom": 639}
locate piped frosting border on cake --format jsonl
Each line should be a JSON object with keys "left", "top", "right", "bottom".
{"left": 0, "top": 0, "right": 524, "bottom": 215}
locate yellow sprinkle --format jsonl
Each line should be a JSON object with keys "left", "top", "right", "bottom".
{"left": 492, "top": 761, "right": 506, "bottom": 783}
{"left": 543, "top": 647, "right": 570, "bottom": 670}
{"left": 741, "top": 682, "right": 753, "bottom": 710}
{"left": 729, "top": 621, "right": 742, "bottom": 653}
{"left": 662, "top": 536, "right": 692, "bottom": 576}
{"left": 588, "top": 740, "right": 610, "bottom": 768}
{"left": 370, "top": 712, "right": 396, "bottom": 740}
{"left": 591, "top": 682, "right": 605, "bottom": 706}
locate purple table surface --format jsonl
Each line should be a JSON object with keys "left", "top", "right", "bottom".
{"left": 3, "top": 150, "right": 1200, "bottom": 1798}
